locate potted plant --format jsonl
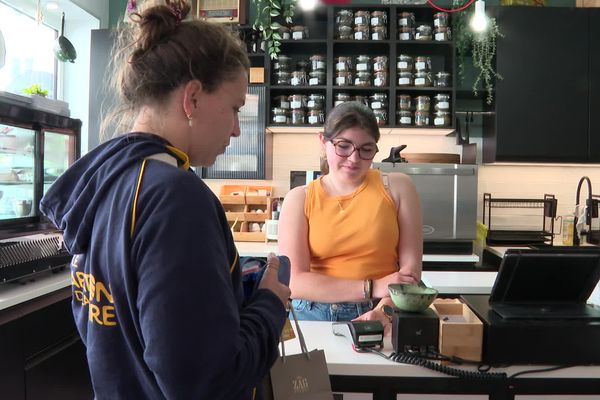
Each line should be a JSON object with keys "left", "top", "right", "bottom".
{"left": 22, "top": 84, "right": 49, "bottom": 97}
{"left": 252, "top": 0, "right": 296, "bottom": 59}
{"left": 452, "top": 0, "right": 503, "bottom": 105}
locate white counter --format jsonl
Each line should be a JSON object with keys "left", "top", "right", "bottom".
{"left": 0, "top": 269, "right": 71, "bottom": 311}
{"left": 235, "top": 241, "right": 480, "bottom": 263}
{"left": 288, "top": 320, "right": 600, "bottom": 379}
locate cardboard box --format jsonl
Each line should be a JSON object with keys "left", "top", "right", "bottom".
{"left": 432, "top": 299, "right": 483, "bottom": 363}
{"left": 249, "top": 67, "right": 265, "bottom": 83}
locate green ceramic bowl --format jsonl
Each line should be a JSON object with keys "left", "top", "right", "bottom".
{"left": 388, "top": 283, "right": 439, "bottom": 312}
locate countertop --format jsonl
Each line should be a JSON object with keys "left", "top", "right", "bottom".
{"left": 286, "top": 320, "right": 600, "bottom": 379}
{"left": 235, "top": 241, "right": 480, "bottom": 263}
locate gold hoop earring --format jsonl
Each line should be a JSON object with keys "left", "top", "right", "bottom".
{"left": 187, "top": 114, "right": 193, "bottom": 128}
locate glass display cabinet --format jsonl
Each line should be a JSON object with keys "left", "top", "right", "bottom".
{"left": 0, "top": 95, "right": 80, "bottom": 282}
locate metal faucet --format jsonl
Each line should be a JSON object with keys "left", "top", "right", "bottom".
{"left": 573, "top": 176, "right": 593, "bottom": 246}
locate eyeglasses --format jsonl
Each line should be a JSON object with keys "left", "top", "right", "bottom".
{"left": 330, "top": 139, "right": 379, "bottom": 161}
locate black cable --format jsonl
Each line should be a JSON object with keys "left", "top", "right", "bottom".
{"left": 508, "top": 365, "right": 577, "bottom": 379}
{"left": 389, "top": 352, "right": 507, "bottom": 380}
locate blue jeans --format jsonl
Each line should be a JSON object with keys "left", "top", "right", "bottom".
{"left": 290, "top": 299, "right": 375, "bottom": 321}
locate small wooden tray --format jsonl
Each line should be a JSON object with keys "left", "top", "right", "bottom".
{"left": 432, "top": 299, "right": 483, "bottom": 363}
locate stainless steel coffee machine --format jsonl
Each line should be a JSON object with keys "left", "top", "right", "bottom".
{"left": 373, "top": 148, "right": 478, "bottom": 255}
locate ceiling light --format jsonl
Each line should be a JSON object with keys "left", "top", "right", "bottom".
{"left": 299, "top": 0, "right": 317, "bottom": 11}
{"left": 470, "top": 0, "right": 489, "bottom": 33}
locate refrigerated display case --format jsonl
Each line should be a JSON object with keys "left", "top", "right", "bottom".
{"left": 0, "top": 96, "right": 80, "bottom": 282}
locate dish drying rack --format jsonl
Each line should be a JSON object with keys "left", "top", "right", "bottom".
{"left": 483, "top": 193, "right": 558, "bottom": 247}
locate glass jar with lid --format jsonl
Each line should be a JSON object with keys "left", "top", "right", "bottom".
{"left": 309, "top": 54, "right": 326, "bottom": 71}
{"left": 354, "top": 71, "right": 371, "bottom": 87}
{"left": 336, "top": 9, "right": 353, "bottom": 26}
{"left": 337, "top": 25, "right": 353, "bottom": 40}
{"left": 414, "top": 71, "right": 432, "bottom": 87}
{"left": 398, "top": 26, "right": 414, "bottom": 41}
{"left": 373, "top": 55, "right": 389, "bottom": 72}
{"left": 396, "top": 54, "right": 413, "bottom": 72}
{"left": 414, "top": 56, "right": 432, "bottom": 72}
{"left": 308, "top": 71, "right": 326, "bottom": 86}
{"left": 373, "top": 109, "right": 388, "bottom": 127}
{"left": 335, "top": 56, "right": 353, "bottom": 72}
{"left": 288, "top": 94, "right": 307, "bottom": 109}
{"left": 370, "top": 11, "right": 387, "bottom": 27}
{"left": 415, "top": 25, "right": 432, "bottom": 41}
{"left": 397, "top": 94, "right": 412, "bottom": 110}
{"left": 434, "top": 71, "right": 451, "bottom": 87}
{"left": 398, "top": 12, "right": 415, "bottom": 28}
{"left": 296, "top": 59, "right": 310, "bottom": 72}
{"left": 414, "top": 110, "right": 430, "bottom": 126}
{"left": 433, "top": 93, "right": 451, "bottom": 111}
{"left": 335, "top": 71, "right": 353, "bottom": 86}
{"left": 354, "top": 24, "right": 369, "bottom": 41}
{"left": 354, "top": 95, "right": 369, "bottom": 106}
{"left": 290, "top": 71, "right": 307, "bottom": 86}
{"left": 397, "top": 71, "right": 414, "bottom": 86}
{"left": 308, "top": 109, "right": 325, "bottom": 125}
{"left": 414, "top": 95, "right": 430, "bottom": 111}
{"left": 371, "top": 26, "right": 387, "bottom": 41}
{"left": 273, "top": 55, "right": 292, "bottom": 71}
{"left": 433, "top": 111, "right": 450, "bottom": 127}
{"left": 273, "top": 70, "right": 291, "bottom": 85}
{"left": 307, "top": 94, "right": 325, "bottom": 109}
{"left": 291, "top": 108, "right": 306, "bottom": 125}
{"left": 354, "top": 10, "right": 370, "bottom": 26}
{"left": 291, "top": 25, "right": 308, "bottom": 40}
{"left": 373, "top": 71, "right": 388, "bottom": 87}
{"left": 433, "top": 12, "right": 449, "bottom": 28}
{"left": 355, "top": 55, "right": 371, "bottom": 72}
{"left": 369, "top": 93, "right": 388, "bottom": 110}
{"left": 397, "top": 110, "right": 412, "bottom": 125}
{"left": 272, "top": 108, "right": 289, "bottom": 124}
{"left": 334, "top": 92, "right": 352, "bottom": 106}
{"left": 277, "top": 26, "right": 291, "bottom": 40}
{"left": 273, "top": 94, "right": 290, "bottom": 109}
{"left": 434, "top": 26, "right": 451, "bottom": 41}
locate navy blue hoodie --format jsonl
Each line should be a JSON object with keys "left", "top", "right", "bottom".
{"left": 40, "top": 133, "right": 286, "bottom": 399}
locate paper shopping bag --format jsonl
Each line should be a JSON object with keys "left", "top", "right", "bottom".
{"left": 266, "top": 307, "right": 333, "bottom": 400}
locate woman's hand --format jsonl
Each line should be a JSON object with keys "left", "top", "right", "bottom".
{"left": 352, "top": 308, "right": 392, "bottom": 336}
{"left": 372, "top": 271, "right": 418, "bottom": 299}
{"left": 258, "top": 253, "right": 291, "bottom": 306}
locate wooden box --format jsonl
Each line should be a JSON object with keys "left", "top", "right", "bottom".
{"left": 432, "top": 299, "right": 483, "bottom": 363}
{"left": 245, "top": 185, "right": 272, "bottom": 205}
{"left": 219, "top": 185, "right": 246, "bottom": 204}
{"left": 249, "top": 67, "right": 265, "bottom": 84}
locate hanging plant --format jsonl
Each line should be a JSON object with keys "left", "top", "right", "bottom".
{"left": 452, "top": 0, "right": 503, "bottom": 105}
{"left": 252, "top": 0, "right": 296, "bottom": 59}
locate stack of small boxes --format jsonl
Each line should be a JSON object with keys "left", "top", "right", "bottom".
{"left": 219, "top": 185, "right": 273, "bottom": 242}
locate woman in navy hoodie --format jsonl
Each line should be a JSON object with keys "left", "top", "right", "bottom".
{"left": 40, "top": 1, "right": 290, "bottom": 398}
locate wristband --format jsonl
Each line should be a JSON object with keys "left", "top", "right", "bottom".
{"left": 363, "top": 279, "right": 373, "bottom": 300}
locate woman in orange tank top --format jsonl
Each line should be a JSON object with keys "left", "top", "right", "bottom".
{"left": 278, "top": 102, "right": 423, "bottom": 333}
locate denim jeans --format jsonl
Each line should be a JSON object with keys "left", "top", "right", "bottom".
{"left": 290, "top": 299, "right": 375, "bottom": 321}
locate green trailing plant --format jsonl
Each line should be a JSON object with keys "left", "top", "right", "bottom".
{"left": 22, "top": 84, "right": 48, "bottom": 97}
{"left": 452, "top": 0, "right": 503, "bottom": 105}
{"left": 252, "top": 0, "right": 296, "bottom": 59}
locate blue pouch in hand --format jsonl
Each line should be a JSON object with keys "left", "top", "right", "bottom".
{"left": 245, "top": 255, "right": 290, "bottom": 299}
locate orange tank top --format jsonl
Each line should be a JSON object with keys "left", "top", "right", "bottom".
{"left": 304, "top": 169, "right": 399, "bottom": 280}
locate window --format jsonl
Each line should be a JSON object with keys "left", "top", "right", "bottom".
{"left": 0, "top": 1, "right": 57, "bottom": 98}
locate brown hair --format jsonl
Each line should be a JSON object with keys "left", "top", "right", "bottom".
{"left": 323, "top": 101, "right": 380, "bottom": 143}
{"left": 320, "top": 101, "right": 380, "bottom": 174}
{"left": 100, "top": 0, "right": 250, "bottom": 140}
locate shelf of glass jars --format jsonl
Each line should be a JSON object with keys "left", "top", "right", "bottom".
{"left": 266, "top": 126, "right": 455, "bottom": 136}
